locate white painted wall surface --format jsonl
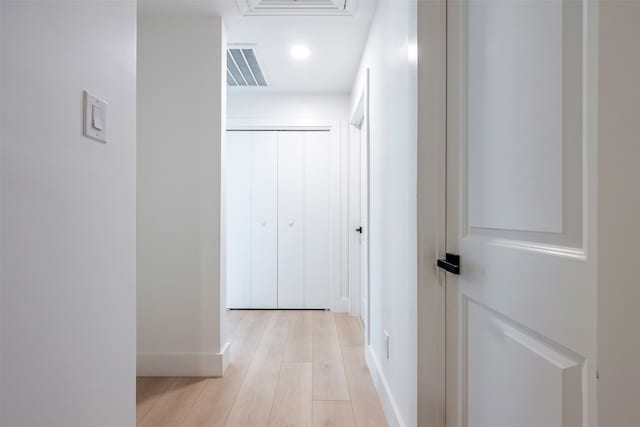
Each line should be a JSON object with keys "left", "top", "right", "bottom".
{"left": 0, "top": 1, "right": 4, "bottom": 421}
{"left": 227, "top": 93, "right": 351, "bottom": 312}
{"left": 350, "top": 1, "right": 418, "bottom": 425}
{"left": 0, "top": 2, "right": 137, "bottom": 426}
{"left": 228, "top": 92, "right": 350, "bottom": 119}
{"left": 598, "top": 2, "right": 640, "bottom": 426}
{"left": 137, "top": 12, "right": 228, "bottom": 376}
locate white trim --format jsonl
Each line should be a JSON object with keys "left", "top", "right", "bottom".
{"left": 363, "top": 69, "right": 371, "bottom": 343}
{"left": 348, "top": 89, "right": 365, "bottom": 319}
{"left": 365, "top": 345, "right": 404, "bottom": 427}
{"left": 416, "top": 0, "right": 447, "bottom": 426}
{"left": 236, "top": 0, "right": 357, "bottom": 16}
{"left": 219, "top": 341, "right": 231, "bottom": 374}
{"left": 137, "top": 342, "right": 231, "bottom": 377}
{"left": 227, "top": 117, "right": 333, "bottom": 131}
{"left": 350, "top": 90, "right": 365, "bottom": 127}
{"left": 347, "top": 125, "right": 362, "bottom": 318}
{"left": 347, "top": 69, "right": 371, "bottom": 338}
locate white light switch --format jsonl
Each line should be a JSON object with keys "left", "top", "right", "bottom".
{"left": 83, "top": 90, "right": 107, "bottom": 143}
{"left": 92, "top": 104, "right": 104, "bottom": 130}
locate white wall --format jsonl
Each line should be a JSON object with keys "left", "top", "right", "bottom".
{"left": 137, "top": 13, "right": 228, "bottom": 376}
{"left": 350, "top": 1, "right": 418, "bottom": 425}
{"left": 227, "top": 92, "right": 351, "bottom": 313}
{"left": 0, "top": 1, "right": 4, "bottom": 421}
{"left": 1, "top": 2, "right": 137, "bottom": 426}
{"left": 0, "top": 2, "right": 3, "bottom": 420}
{"left": 598, "top": 2, "right": 640, "bottom": 426}
{"left": 228, "top": 92, "right": 349, "bottom": 119}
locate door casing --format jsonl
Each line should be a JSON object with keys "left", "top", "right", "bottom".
{"left": 349, "top": 70, "right": 371, "bottom": 342}
{"left": 416, "top": 1, "right": 447, "bottom": 426}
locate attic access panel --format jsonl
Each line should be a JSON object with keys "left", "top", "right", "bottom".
{"left": 237, "top": 0, "right": 357, "bottom": 16}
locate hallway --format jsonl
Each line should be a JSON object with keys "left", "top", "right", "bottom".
{"left": 136, "top": 310, "right": 387, "bottom": 426}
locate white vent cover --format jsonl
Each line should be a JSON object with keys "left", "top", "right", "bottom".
{"left": 227, "top": 45, "right": 268, "bottom": 88}
{"left": 237, "top": 0, "right": 356, "bottom": 16}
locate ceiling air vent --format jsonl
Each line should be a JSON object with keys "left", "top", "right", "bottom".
{"left": 237, "top": 0, "right": 356, "bottom": 16}
{"left": 227, "top": 45, "right": 268, "bottom": 88}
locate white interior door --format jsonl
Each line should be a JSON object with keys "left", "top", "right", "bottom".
{"left": 251, "top": 131, "right": 278, "bottom": 308}
{"left": 227, "top": 129, "right": 333, "bottom": 310}
{"left": 304, "top": 131, "right": 331, "bottom": 309}
{"left": 445, "top": 1, "right": 597, "bottom": 426}
{"left": 359, "top": 125, "right": 369, "bottom": 327}
{"left": 226, "top": 131, "right": 252, "bottom": 308}
{"left": 277, "top": 132, "right": 305, "bottom": 308}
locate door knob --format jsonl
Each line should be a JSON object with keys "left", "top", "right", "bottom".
{"left": 355, "top": 226, "right": 363, "bottom": 234}
{"left": 288, "top": 220, "right": 295, "bottom": 227}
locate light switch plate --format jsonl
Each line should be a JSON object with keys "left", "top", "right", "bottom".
{"left": 83, "top": 90, "right": 107, "bottom": 143}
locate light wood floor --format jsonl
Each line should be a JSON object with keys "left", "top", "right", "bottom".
{"left": 137, "top": 310, "right": 388, "bottom": 427}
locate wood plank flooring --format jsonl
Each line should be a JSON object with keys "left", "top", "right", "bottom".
{"left": 137, "top": 310, "right": 387, "bottom": 427}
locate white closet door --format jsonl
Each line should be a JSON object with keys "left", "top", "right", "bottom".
{"left": 304, "top": 132, "right": 331, "bottom": 309}
{"left": 277, "top": 132, "right": 305, "bottom": 308}
{"left": 251, "top": 132, "right": 278, "bottom": 308}
{"left": 226, "top": 132, "right": 252, "bottom": 308}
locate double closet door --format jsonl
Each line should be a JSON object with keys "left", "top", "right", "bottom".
{"left": 227, "top": 130, "right": 331, "bottom": 309}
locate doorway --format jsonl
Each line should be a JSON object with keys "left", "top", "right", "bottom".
{"left": 349, "top": 73, "right": 370, "bottom": 341}
{"left": 416, "top": 0, "right": 599, "bottom": 425}
{"left": 226, "top": 129, "right": 332, "bottom": 310}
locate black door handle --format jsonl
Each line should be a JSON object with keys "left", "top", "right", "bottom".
{"left": 437, "top": 253, "right": 461, "bottom": 275}
{"left": 355, "top": 226, "right": 363, "bottom": 234}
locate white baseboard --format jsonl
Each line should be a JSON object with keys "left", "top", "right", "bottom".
{"left": 219, "top": 341, "right": 231, "bottom": 374}
{"left": 137, "top": 342, "right": 231, "bottom": 377}
{"left": 365, "top": 345, "right": 405, "bottom": 427}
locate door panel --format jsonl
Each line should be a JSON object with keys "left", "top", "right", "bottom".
{"left": 446, "top": 1, "right": 597, "bottom": 426}
{"left": 226, "top": 131, "right": 252, "bottom": 308}
{"left": 466, "top": 0, "right": 584, "bottom": 245}
{"left": 251, "top": 132, "right": 278, "bottom": 308}
{"left": 277, "top": 132, "right": 305, "bottom": 308}
{"left": 467, "top": 0, "right": 564, "bottom": 233}
{"left": 304, "top": 132, "right": 331, "bottom": 309}
{"left": 466, "top": 299, "right": 583, "bottom": 427}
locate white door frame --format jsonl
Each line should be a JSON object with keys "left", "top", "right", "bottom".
{"left": 349, "top": 69, "right": 370, "bottom": 343}
{"left": 226, "top": 118, "right": 349, "bottom": 313}
{"left": 416, "top": 1, "right": 450, "bottom": 426}
{"left": 348, "top": 117, "right": 362, "bottom": 319}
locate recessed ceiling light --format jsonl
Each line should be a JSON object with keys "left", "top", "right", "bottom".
{"left": 290, "top": 45, "right": 310, "bottom": 60}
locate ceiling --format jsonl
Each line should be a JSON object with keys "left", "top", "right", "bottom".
{"left": 139, "top": 0, "right": 377, "bottom": 93}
